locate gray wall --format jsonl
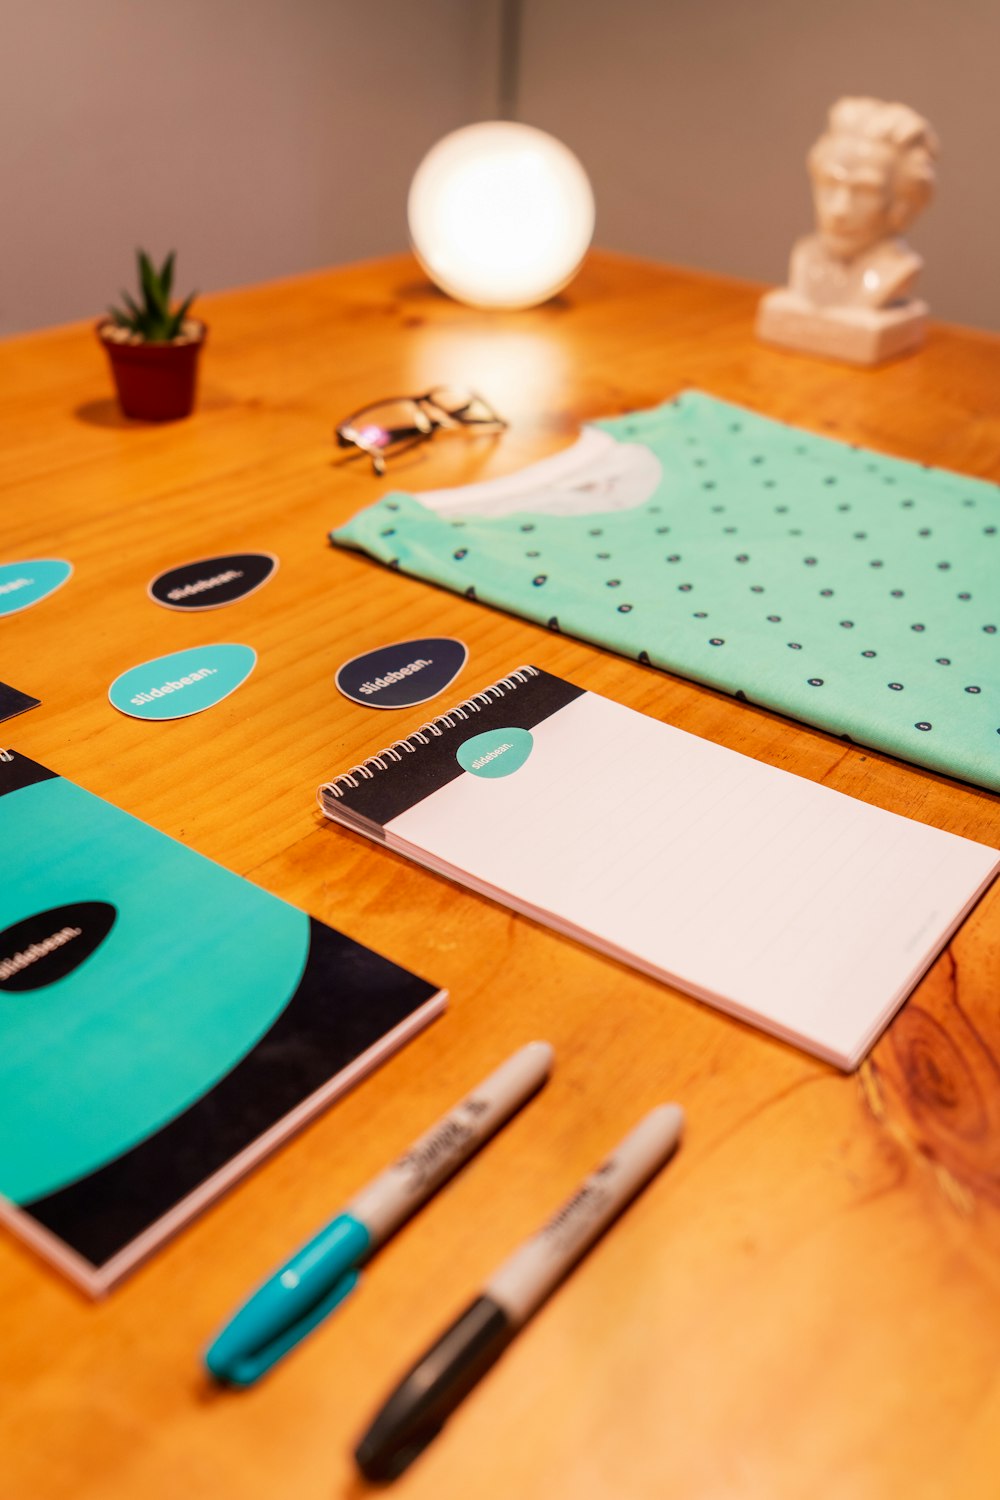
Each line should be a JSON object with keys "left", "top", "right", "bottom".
{"left": 1, "top": 0, "right": 502, "bottom": 335}
{"left": 516, "top": 0, "right": 1000, "bottom": 331}
{"left": 4, "top": 0, "right": 998, "bottom": 334}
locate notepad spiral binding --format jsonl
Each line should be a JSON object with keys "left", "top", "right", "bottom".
{"left": 320, "top": 665, "right": 539, "bottom": 801}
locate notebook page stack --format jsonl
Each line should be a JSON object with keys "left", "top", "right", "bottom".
{"left": 319, "top": 666, "right": 999, "bottom": 1070}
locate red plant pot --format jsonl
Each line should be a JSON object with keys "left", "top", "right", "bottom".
{"left": 97, "top": 320, "right": 207, "bottom": 421}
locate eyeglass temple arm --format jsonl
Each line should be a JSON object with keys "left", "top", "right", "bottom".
{"left": 417, "top": 393, "right": 507, "bottom": 428}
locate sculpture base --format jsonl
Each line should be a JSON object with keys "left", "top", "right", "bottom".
{"left": 756, "top": 289, "right": 928, "bottom": 366}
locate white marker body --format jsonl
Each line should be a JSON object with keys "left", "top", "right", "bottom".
{"left": 347, "top": 1041, "right": 554, "bottom": 1245}
{"left": 485, "top": 1103, "right": 685, "bottom": 1326}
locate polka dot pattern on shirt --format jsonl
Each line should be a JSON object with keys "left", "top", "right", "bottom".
{"left": 332, "top": 391, "right": 1000, "bottom": 792}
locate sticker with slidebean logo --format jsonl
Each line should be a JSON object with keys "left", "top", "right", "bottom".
{"left": 457, "top": 726, "right": 534, "bottom": 778}
{"left": 0, "top": 559, "right": 72, "bottom": 617}
{"left": 108, "top": 644, "right": 257, "bottom": 720}
{"left": 148, "top": 552, "right": 278, "bottom": 611}
{"left": 0, "top": 902, "right": 117, "bottom": 992}
{"left": 336, "top": 636, "right": 468, "bottom": 709}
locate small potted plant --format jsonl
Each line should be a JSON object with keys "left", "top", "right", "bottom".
{"left": 98, "top": 250, "right": 205, "bottom": 421}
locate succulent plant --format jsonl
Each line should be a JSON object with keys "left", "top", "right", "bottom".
{"left": 107, "top": 250, "right": 197, "bottom": 342}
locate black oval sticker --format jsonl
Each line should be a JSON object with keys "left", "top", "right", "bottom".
{"left": 149, "top": 552, "right": 278, "bottom": 611}
{"left": 0, "top": 902, "right": 117, "bottom": 991}
{"left": 335, "top": 637, "right": 469, "bottom": 709}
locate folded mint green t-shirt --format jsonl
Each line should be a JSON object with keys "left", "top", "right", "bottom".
{"left": 332, "top": 391, "right": 999, "bottom": 792}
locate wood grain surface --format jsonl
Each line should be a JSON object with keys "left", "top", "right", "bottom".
{"left": 2, "top": 252, "right": 999, "bottom": 1500}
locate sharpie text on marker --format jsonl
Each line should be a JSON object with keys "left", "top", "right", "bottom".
{"left": 203, "top": 1043, "right": 554, "bottom": 1386}
{"left": 354, "top": 1103, "right": 685, "bottom": 1482}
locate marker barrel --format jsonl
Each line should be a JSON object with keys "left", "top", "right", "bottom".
{"left": 486, "top": 1103, "right": 684, "bottom": 1324}
{"left": 353, "top": 1104, "right": 685, "bottom": 1481}
{"left": 347, "top": 1040, "right": 554, "bottom": 1244}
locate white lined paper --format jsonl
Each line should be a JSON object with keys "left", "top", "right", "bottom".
{"left": 358, "top": 687, "right": 998, "bottom": 1068}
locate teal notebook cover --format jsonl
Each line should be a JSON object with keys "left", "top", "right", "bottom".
{"left": 331, "top": 391, "right": 999, "bottom": 792}
{"left": 0, "top": 750, "right": 445, "bottom": 1293}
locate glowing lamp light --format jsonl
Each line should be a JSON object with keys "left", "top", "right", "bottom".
{"left": 408, "top": 122, "right": 595, "bottom": 310}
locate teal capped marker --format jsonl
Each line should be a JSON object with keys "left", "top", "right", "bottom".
{"left": 205, "top": 1215, "right": 370, "bottom": 1385}
{"left": 204, "top": 1041, "right": 554, "bottom": 1387}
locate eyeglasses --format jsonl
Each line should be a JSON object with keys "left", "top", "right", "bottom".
{"left": 335, "top": 386, "right": 507, "bottom": 475}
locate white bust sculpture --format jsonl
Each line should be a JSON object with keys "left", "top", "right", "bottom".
{"left": 757, "top": 98, "right": 939, "bottom": 364}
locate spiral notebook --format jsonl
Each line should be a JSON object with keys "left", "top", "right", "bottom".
{"left": 1, "top": 748, "right": 445, "bottom": 1294}
{"left": 318, "top": 666, "right": 998, "bottom": 1070}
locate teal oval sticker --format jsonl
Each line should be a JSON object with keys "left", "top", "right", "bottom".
{"left": 0, "top": 559, "right": 72, "bottom": 617}
{"left": 109, "top": 644, "right": 257, "bottom": 721}
{"left": 457, "top": 726, "right": 534, "bottom": 778}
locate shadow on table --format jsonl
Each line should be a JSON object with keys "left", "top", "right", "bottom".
{"left": 73, "top": 385, "right": 235, "bottom": 428}
{"left": 72, "top": 399, "right": 135, "bottom": 428}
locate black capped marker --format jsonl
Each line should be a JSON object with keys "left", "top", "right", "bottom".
{"left": 354, "top": 1103, "right": 685, "bottom": 1482}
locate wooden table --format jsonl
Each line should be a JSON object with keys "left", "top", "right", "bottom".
{"left": 3, "top": 253, "right": 999, "bottom": 1500}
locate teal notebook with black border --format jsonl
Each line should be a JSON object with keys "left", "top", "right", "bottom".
{"left": 0, "top": 749, "right": 445, "bottom": 1294}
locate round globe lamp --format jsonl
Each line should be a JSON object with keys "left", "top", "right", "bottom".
{"left": 408, "top": 122, "right": 595, "bottom": 310}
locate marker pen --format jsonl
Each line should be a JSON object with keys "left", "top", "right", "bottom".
{"left": 204, "top": 1040, "right": 554, "bottom": 1387}
{"left": 354, "top": 1102, "right": 685, "bottom": 1481}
